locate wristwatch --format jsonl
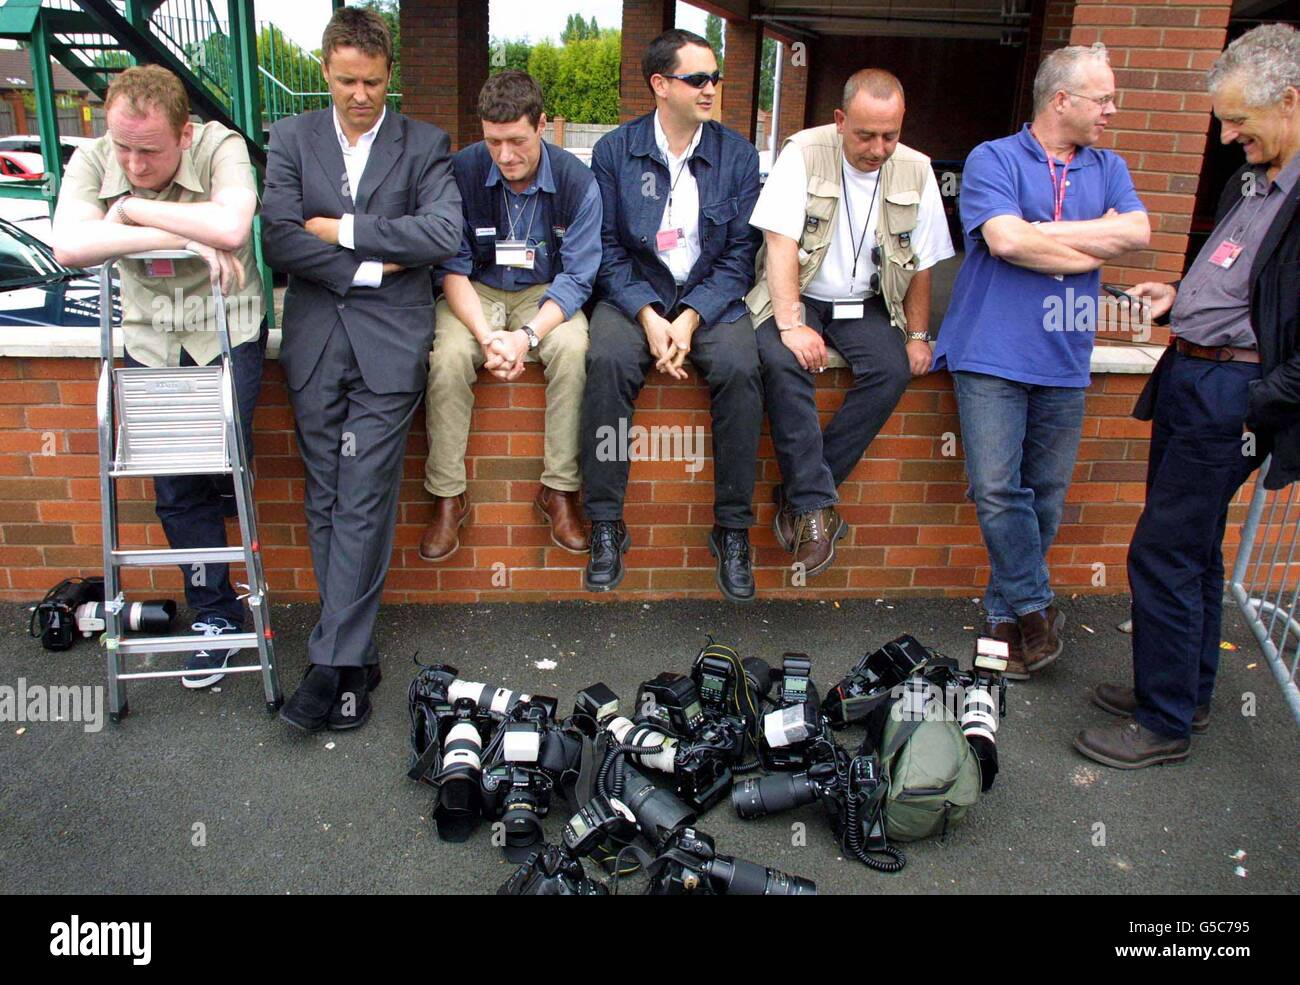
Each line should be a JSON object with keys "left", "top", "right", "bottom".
{"left": 521, "top": 325, "right": 540, "bottom": 349}
{"left": 906, "top": 331, "right": 931, "bottom": 343}
{"left": 114, "top": 196, "right": 136, "bottom": 226}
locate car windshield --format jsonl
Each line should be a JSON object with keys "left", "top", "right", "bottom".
{"left": 0, "top": 221, "right": 66, "bottom": 287}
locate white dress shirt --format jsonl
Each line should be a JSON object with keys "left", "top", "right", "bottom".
{"left": 333, "top": 107, "right": 386, "bottom": 288}
{"left": 749, "top": 141, "right": 954, "bottom": 301}
{"left": 653, "top": 111, "right": 703, "bottom": 286}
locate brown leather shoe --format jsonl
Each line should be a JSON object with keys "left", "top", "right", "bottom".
{"left": 791, "top": 507, "right": 846, "bottom": 578}
{"left": 1073, "top": 718, "right": 1190, "bottom": 769}
{"left": 419, "top": 493, "right": 469, "bottom": 562}
{"left": 982, "top": 620, "right": 1029, "bottom": 680}
{"left": 1092, "top": 683, "right": 1211, "bottom": 734}
{"left": 772, "top": 486, "right": 795, "bottom": 552}
{"left": 535, "top": 485, "right": 589, "bottom": 553}
{"left": 1018, "top": 604, "right": 1064, "bottom": 672}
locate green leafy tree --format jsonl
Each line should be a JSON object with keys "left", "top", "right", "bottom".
{"left": 490, "top": 37, "right": 534, "bottom": 74}
{"left": 705, "top": 13, "right": 724, "bottom": 73}
{"left": 759, "top": 37, "right": 777, "bottom": 113}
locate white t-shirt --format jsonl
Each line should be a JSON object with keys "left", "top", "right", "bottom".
{"left": 653, "top": 111, "right": 702, "bottom": 285}
{"left": 749, "top": 140, "right": 955, "bottom": 301}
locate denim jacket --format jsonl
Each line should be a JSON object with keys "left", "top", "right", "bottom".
{"left": 591, "top": 113, "right": 761, "bottom": 328}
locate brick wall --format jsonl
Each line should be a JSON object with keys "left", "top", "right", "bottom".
{"left": 620, "top": 0, "right": 676, "bottom": 122}
{"left": 775, "top": 39, "right": 809, "bottom": 147}
{"left": 721, "top": 18, "right": 762, "bottom": 142}
{"left": 0, "top": 355, "right": 1259, "bottom": 604}
{"left": 399, "top": 0, "right": 489, "bottom": 150}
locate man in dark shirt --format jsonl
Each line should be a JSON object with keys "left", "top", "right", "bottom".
{"left": 1076, "top": 24, "right": 1300, "bottom": 768}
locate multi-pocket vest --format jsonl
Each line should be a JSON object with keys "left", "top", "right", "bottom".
{"left": 747, "top": 124, "right": 932, "bottom": 338}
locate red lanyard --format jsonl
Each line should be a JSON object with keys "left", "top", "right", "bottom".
{"left": 1044, "top": 148, "right": 1075, "bottom": 222}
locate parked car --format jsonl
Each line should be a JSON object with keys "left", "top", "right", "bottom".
{"left": 0, "top": 216, "right": 116, "bottom": 328}
{"left": 0, "top": 150, "right": 47, "bottom": 181}
{"left": 0, "top": 134, "right": 95, "bottom": 167}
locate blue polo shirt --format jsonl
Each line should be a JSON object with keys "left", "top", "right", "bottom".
{"left": 932, "top": 124, "right": 1146, "bottom": 387}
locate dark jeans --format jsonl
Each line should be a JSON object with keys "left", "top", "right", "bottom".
{"left": 581, "top": 301, "right": 762, "bottom": 528}
{"left": 122, "top": 324, "right": 267, "bottom": 626}
{"left": 757, "top": 295, "right": 910, "bottom": 512}
{"left": 951, "top": 370, "right": 1086, "bottom": 624}
{"left": 1129, "top": 351, "right": 1261, "bottom": 739}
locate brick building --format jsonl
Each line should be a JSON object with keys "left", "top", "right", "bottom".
{"left": 0, "top": 0, "right": 1296, "bottom": 604}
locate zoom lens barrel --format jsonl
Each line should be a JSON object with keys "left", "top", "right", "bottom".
{"left": 731, "top": 771, "right": 820, "bottom": 820}
{"left": 704, "top": 855, "right": 816, "bottom": 895}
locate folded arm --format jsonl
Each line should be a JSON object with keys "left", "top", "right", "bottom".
{"left": 351, "top": 129, "right": 462, "bottom": 269}
{"left": 980, "top": 214, "right": 1107, "bottom": 275}
{"left": 1036, "top": 209, "right": 1151, "bottom": 260}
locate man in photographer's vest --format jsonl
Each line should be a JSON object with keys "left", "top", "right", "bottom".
{"left": 749, "top": 68, "right": 953, "bottom": 578}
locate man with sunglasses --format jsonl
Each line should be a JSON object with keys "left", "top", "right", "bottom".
{"left": 748, "top": 69, "right": 954, "bottom": 578}
{"left": 582, "top": 29, "right": 762, "bottom": 600}
{"left": 932, "top": 43, "right": 1148, "bottom": 678}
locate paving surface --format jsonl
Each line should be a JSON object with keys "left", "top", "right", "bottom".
{"left": 2, "top": 595, "right": 1297, "bottom": 895}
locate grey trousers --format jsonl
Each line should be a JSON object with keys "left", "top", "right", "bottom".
{"left": 287, "top": 319, "right": 421, "bottom": 668}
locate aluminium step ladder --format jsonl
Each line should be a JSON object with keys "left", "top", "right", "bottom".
{"left": 96, "top": 251, "right": 281, "bottom": 722}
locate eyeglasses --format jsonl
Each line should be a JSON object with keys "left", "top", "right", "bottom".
{"left": 1065, "top": 91, "right": 1117, "bottom": 108}
{"left": 662, "top": 71, "right": 722, "bottom": 89}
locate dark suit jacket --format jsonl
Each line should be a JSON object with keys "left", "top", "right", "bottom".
{"left": 261, "top": 108, "right": 462, "bottom": 394}
{"left": 1135, "top": 162, "right": 1300, "bottom": 490}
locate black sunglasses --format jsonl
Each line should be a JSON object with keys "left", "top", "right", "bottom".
{"left": 662, "top": 71, "right": 722, "bottom": 89}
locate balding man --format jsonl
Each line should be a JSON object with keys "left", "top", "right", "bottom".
{"left": 932, "top": 43, "right": 1148, "bottom": 678}
{"left": 749, "top": 69, "right": 954, "bottom": 578}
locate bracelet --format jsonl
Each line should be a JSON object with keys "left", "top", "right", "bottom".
{"left": 906, "top": 331, "right": 931, "bottom": 343}
{"left": 114, "top": 196, "right": 136, "bottom": 226}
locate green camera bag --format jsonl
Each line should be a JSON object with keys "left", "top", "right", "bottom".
{"left": 878, "top": 704, "right": 982, "bottom": 842}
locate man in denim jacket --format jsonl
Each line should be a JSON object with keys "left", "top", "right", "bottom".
{"left": 581, "top": 29, "right": 762, "bottom": 601}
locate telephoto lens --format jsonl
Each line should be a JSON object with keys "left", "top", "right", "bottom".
{"left": 434, "top": 707, "right": 484, "bottom": 841}
{"left": 703, "top": 854, "right": 817, "bottom": 895}
{"left": 731, "top": 770, "right": 820, "bottom": 820}
{"left": 961, "top": 684, "right": 1000, "bottom": 791}
{"left": 621, "top": 765, "right": 696, "bottom": 848}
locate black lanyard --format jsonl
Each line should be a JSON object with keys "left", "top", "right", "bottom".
{"left": 840, "top": 162, "right": 880, "bottom": 287}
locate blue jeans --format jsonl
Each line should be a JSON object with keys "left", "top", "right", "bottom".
{"left": 123, "top": 325, "right": 266, "bottom": 626}
{"left": 951, "top": 371, "right": 1086, "bottom": 624}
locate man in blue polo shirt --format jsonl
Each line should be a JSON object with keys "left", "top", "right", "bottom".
{"left": 421, "top": 71, "right": 601, "bottom": 561}
{"left": 933, "top": 43, "right": 1149, "bottom": 677}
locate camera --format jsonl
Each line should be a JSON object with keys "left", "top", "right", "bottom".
{"left": 601, "top": 712, "right": 736, "bottom": 812}
{"left": 758, "top": 653, "right": 827, "bottom": 771}
{"left": 497, "top": 844, "right": 608, "bottom": 896}
{"left": 637, "top": 671, "right": 707, "bottom": 736}
{"left": 428, "top": 697, "right": 491, "bottom": 841}
{"left": 481, "top": 763, "right": 553, "bottom": 860}
{"left": 411, "top": 662, "right": 559, "bottom": 721}
{"left": 690, "top": 642, "right": 771, "bottom": 730}
{"left": 823, "top": 634, "right": 931, "bottom": 727}
{"left": 29, "top": 577, "right": 103, "bottom": 651}
{"left": 648, "top": 826, "right": 816, "bottom": 896}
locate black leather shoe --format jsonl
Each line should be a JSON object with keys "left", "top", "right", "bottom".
{"left": 584, "top": 520, "right": 630, "bottom": 592}
{"left": 709, "top": 526, "right": 755, "bottom": 602}
{"left": 280, "top": 664, "right": 341, "bottom": 733}
{"left": 328, "top": 664, "right": 382, "bottom": 731}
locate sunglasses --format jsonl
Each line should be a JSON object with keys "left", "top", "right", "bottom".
{"left": 662, "top": 71, "right": 723, "bottom": 89}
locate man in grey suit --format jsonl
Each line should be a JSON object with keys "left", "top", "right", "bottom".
{"left": 262, "top": 7, "right": 461, "bottom": 731}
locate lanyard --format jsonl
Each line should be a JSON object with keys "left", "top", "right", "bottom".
{"left": 1032, "top": 130, "right": 1076, "bottom": 222}
{"left": 666, "top": 154, "right": 692, "bottom": 226}
{"left": 840, "top": 161, "right": 880, "bottom": 288}
{"left": 501, "top": 184, "right": 540, "bottom": 243}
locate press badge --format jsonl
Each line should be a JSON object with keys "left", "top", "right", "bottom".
{"left": 144, "top": 258, "right": 175, "bottom": 278}
{"left": 832, "top": 298, "right": 865, "bottom": 320}
{"left": 656, "top": 227, "right": 685, "bottom": 253}
{"left": 1209, "top": 238, "right": 1244, "bottom": 269}
{"left": 495, "top": 239, "right": 535, "bottom": 269}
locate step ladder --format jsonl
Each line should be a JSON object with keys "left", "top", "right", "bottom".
{"left": 96, "top": 251, "right": 281, "bottom": 723}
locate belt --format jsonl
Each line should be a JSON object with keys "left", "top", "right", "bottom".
{"left": 1171, "top": 337, "right": 1260, "bottom": 364}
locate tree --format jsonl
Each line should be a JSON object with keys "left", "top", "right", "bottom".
{"left": 705, "top": 13, "right": 724, "bottom": 73}
{"left": 528, "top": 31, "right": 621, "bottom": 124}
{"left": 759, "top": 37, "right": 777, "bottom": 113}
{"left": 490, "top": 37, "right": 533, "bottom": 75}
{"left": 562, "top": 14, "right": 592, "bottom": 44}
{"left": 357, "top": 0, "right": 400, "bottom": 92}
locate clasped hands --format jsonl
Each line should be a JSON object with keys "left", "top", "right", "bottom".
{"left": 639, "top": 306, "right": 699, "bottom": 381}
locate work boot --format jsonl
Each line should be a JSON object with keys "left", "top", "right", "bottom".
{"left": 1091, "top": 683, "right": 1211, "bottom": 734}
{"left": 535, "top": 486, "right": 589, "bottom": 553}
{"left": 709, "top": 526, "right": 755, "bottom": 603}
{"left": 772, "top": 486, "right": 796, "bottom": 552}
{"left": 584, "top": 520, "right": 630, "bottom": 592}
{"left": 1073, "top": 719, "right": 1190, "bottom": 770}
{"left": 791, "top": 507, "right": 846, "bottom": 579}
{"left": 419, "top": 493, "right": 469, "bottom": 562}
{"left": 981, "top": 620, "right": 1029, "bottom": 680}
{"left": 1018, "top": 604, "right": 1064, "bottom": 672}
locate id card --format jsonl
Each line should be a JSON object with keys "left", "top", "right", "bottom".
{"left": 144, "top": 258, "right": 175, "bottom": 278}
{"left": 1209, "top": 238, "right": 1243, "bottom": 269}
{"left": 656, "top": 227, "right": 685, "bottom": 253}
{"left": 495, "top": 239, "right": 535, "bottom": 270}
{"left": 831, "top": 298, "right": 865, "bottom": 320}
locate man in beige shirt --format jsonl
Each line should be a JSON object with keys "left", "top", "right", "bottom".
{"left": 52, "top": 65, "right": 264, "bottom": 691}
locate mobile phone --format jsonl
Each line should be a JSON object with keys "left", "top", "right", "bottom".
{"left": 1102, "top": 283, "right": 1136, "bottom": 300}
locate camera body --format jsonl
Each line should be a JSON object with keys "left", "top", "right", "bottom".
{"left": 823, "top": 634, "right": 931, "bottom": 727}
{"left": 759, "top": 653, "right": 827, "bottom": 771}
{"left": 649, "top": 826, "right": 817, "bottom": 896}
{"left": 30, "top": 577, "right": 104, "bottom": 651}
